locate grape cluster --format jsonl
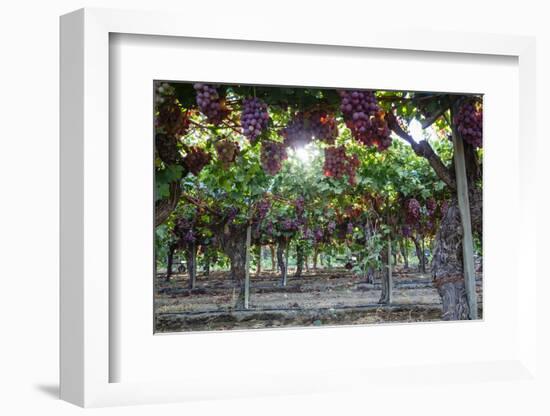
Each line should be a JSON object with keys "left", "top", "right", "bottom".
{"left": 155, "top": 82, "right": 189, "bottom": 138}
{"left": 327, "top": 221, "right": 336, "bottom": 234}
{"left": 401, "top": 225, "right": 412, "bottom": 238}
{"left": 281, "top": 111, "right": 338, "bottom": 148}
{"left": 426, "top": 198, "right": 437, "bottom": 216}
{"left": 314, "top": 228, "right": 324, "bottom": 243}
{"left": 263, "top": 220, "right": 275, "bottom": 237}
{"left": 193, "top": 83, "right": 228, "bottom": 125}
{"left": 454, "top": 99, "right": 482, "bottom": 148}
{"left": 241, "top": 97, "right": 270, "bottom": 144}
{"left": 214, "top": 139, "right": 239, "bottom": 168}
{"left": 323, "top": 146, "right": 360, "bottom": 185}
{"left": 183, "top": 147, "right": 211, "bottom": 176}
{"left": 279, "top": 217, "right": 300, "bottom": 233}
{"left": 294, "top": 196, "right": 305, "bottom": 218}
{"left": 155, "top": 133, "right": 180, "bottom": 165}
{"left": 346, "top": 222, "right": 354, "bottom": 235}
{"left": 225, "top": 206, "right": 239, "bottom": 224}
{"left": 406, "top": 198, "right": 421, "bottom": 224}
{"left": 174, "top": 217, "right": 196, "bottom": 244}
{"left": 302, "top": 227, "right": 314, "bottom": 240}
{"left": 339, "top": 90, "right": 392, "bottom": 150}
{"left": 254, "top": 199, "right": 271, "bottom": 221}
{"left": 260, "top": 141, "right": 288, "bottom": 175}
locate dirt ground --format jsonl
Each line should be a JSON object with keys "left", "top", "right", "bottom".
{"left": 154, "top": 267, "right": 483, "bottom": 332}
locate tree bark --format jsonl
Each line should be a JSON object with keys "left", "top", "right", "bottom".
{"left": 244, "top": 224, "right": 251, "bottom": 309}
{"left": 255, "top": 245, "right": 262, "bottom": 276}
{"left": 400, "top": 239, "right": 409, "bottom": 270}
{"left": 413, "top": 235, "right": 426, "bottom": 273}
{"left": 204, "top": 253, "right": 210, "bottom": 276}
{"left": 295, "top": 243, "right": 304, "bottom": 277}
{"left": 166, "top": 244, "right": 176, "bottom": 281}
{"left": 431, "top": 199, "right": 470, "bottom": 320}
{"left": 269, "top": 245, "right": 276, "bottom": 271}
{"left": 378, "top": 238, "right": 392, "bottom": 304}
{"left": 313, "top": 246, "right": 319, "bottom": 270}
{"left": 186, "top": 242, "right": 197, "bottom": 290}
{"left": 218, "top": 225, "right": 247, "bottom": 308}
{"left": 277, "top": 239, "right": 288, "bottom": 286}
{"left": 155, "top": 181, "right": 182, "bottom": 227}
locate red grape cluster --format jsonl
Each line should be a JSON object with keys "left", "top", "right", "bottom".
{"left": 260, "top": 141, "right": 288, "bottom": 175}
{"left": 454, "top": 99, "right": 483, "bottom": 148}
{"left": 224, "top": 206, "right": 239, "bottom": 224}
{"left": 426, "top": 198, "right": 437, "bottom": 216}
{"left": 314, "top": 228, "right": 324, "bottom": 243}
{"left": 183, "top": 147, "right": 211, "bottom": 176}
{"left": 174, "top": 217, "right": 196, "bottom": 244}
{"left": 254, "top": 198, "right": 271, "bottom": 221}
{"left": 214, "top": 139, "right": 239, "bottom": 168}
{"left": 193, "top": 83, "right": 228, "bottom": 125}
{"left": 302, "top": 227, "right": 314, "bottom": 240}
{"left": 401, "top": 225, "right": 412, "bottom": 237}
{"left": 281, "top": 111, "right": 338, "bottom": 148}
{"left": 294, "top": 196, "right": 305, "bottom": 218}
{"left": 155, "top": 83, "right": 189, "bottom": 138}
{"left": 323, "top": 146, "right": 360, "bottom": 185}
{"left": 406, "top": 198, "right": 421, "bottom": 224}
{"left": 263, "top": 220, "right": 275, "bottom": 237}
{"left": 276, "top": 216, "right": 300, "bottom": 235}
{"left": 339, "top": 90, "right": 392, "bottom": 150}
{"left": 241, "top": 97, "right": 270, "bottom": 144}
{"left": 155, "top": 133, "right": 180, "bottom": 165}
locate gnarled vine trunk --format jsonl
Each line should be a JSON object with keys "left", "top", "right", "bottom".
{"left": 269, "top": 245, "right": 276, "bottom": 271}
{"left": 400, "top": 239, "right": 409, "bottom": 270}
{"left": 255, "top": 245, "right": 262, "bottom": 276}
{"left": 218, "top": 225, "right": 247, "bottom": 309}
{"left": 277, "top": 239, "right": 288, "bottom": 286}
{"left": 413, "top": 235, "right": 426, "bottom": 273}
{"left": 432, "top": 188, "right": 482, "bottom": 320}
{"left": 378, "top": 239, "right": 392, "bottom": 304}
{"left": 295, "top": 243, "right": 304, "bottom": 277}
{"left": 166, "top": 243, "right": 176, "bottom": 281}
{"left": 186, "top": 242, "right": 198, "bottom": 290}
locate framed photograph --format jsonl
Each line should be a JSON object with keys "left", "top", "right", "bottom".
{"left": 60, "top": 7, "right": 538, "bottom": 408}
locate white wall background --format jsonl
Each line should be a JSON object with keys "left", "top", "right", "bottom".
{"left": 0, "top": 1, "right": 548, "bottom": 414}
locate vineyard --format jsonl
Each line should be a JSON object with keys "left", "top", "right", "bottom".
{"left": 154, "top": 82, "right": 483, "bottom": 332}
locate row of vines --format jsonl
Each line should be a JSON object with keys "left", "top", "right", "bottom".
{"left": 154, "top": 81, "right": 482, "bottom": 320}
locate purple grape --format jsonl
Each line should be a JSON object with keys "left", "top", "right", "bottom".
{"left": 241, "top": 97, "right": 269, "bottom": 144}
{"left": 339, "top": 90, "right": 392, "bottom": 150}
{"left": 193, "top": 83, "right": 228, "bottom": 125}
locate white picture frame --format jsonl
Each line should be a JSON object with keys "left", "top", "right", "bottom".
{"left": 60, "top": 7, "right": 538, "bottom": 408}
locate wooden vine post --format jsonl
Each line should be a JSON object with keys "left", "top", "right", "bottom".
{"left": 452, "top": 120, "right": 478, "bottom": 320}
